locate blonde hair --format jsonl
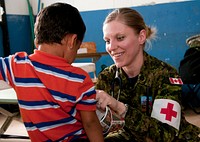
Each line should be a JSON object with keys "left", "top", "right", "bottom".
{"left": 145, "top": 26, "right": 157, "bottom": 50}
{"left": 104, "top": 8, "right": 157, "bottom": 49}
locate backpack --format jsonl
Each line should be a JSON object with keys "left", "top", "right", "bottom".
{"left": 181, "top": 84, "right": 200, "bottom": 114}
{"left": 179, "top": 46, "right": 200, "bottom": 84}
{"left": 179, "top": 46, "right": 200, "bottom": 114}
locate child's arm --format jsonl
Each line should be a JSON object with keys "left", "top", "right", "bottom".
{"left": 80, "top": 110, "right": 104, "bottom": 142}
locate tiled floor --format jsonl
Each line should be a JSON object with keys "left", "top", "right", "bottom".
{"left": 0, "top": 108, "right": 200, "bottom": 142}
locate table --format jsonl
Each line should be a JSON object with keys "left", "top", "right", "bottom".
{"left": 72, "top": 62, "right": 97, "bottom": 81}
{"left": 0, "top": 88, "right": 17, "bottom": 104}
{"left": 76, "top": 52, "right": 108, "bottom": 82}
{"left": 0, "top": 88, "right": 19, "bottom": 135}
{"left": 76, "top": 52, "right": 108, "bottom": 63}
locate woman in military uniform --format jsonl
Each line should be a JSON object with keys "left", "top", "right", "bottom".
{"left": 95, "top": 8, "right": 200, "bottom": 142}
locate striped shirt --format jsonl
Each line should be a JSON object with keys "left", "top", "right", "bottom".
{"left": 0, "top": 50, "right": 97, "bottom": 142}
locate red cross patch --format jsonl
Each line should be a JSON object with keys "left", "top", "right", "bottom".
{"left": 151, "top": 99, "right": 181, "bottom": 130}
{"left": 160, "top": 102, "right": 177, "bottom": 121}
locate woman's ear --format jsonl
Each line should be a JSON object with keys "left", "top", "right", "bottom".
{"left": 138, "top": 29, "right": 146, "bottom": 44}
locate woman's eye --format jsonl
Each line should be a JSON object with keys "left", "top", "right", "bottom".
{"left": 105, "top": 40, "right": 110, "bottom": 44}
{"left": 117, "top": 36, "right": 125, "bottom": 41}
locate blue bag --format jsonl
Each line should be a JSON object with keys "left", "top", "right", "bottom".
{"left": 181, "top": 84, "right": 200, "bottom": 114}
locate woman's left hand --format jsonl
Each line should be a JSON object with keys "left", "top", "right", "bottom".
{"left": 96, "top": 90, "right": 113, "bottom": 110}
{"left": 96, "top": 90, "right": 126, "bottom": 116}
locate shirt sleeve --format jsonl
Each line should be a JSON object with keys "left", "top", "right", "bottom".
{"left": 76, "top": 72, "right": 97, "bottom": 111}
{"left": 0, "top": 56, "right": 13, "bottom": 84}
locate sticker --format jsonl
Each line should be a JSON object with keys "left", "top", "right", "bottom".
{"left": 141, "top": 96, "right": 153, "bottom": 113}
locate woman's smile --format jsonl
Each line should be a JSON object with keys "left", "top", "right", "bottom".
{"left": 111, "top": 51, "right": 124, "bottom": 60}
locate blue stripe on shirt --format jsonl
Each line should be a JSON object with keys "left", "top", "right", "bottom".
{"left": 0, "top": 56, "right": 13, "bottom": 82}
{"left": 31, "top": 61, "right": 86, "bottom": 83}
{"left": 48, "top": 89, "right": 76, "bottom": 103}
{"left": 4, "top": 56, "right": 13, "bottom": 77}
{"left": 0, "top": 58, "right": 6, "bottom": 81}
{"left": 14, "top": 77, "right": 45, "bottom": 87}
{"left": 24, "top": 116, "right": 76, "bottom": 132}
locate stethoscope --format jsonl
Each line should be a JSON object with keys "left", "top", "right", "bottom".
{"left": 111, "top": 68, "right": 122, "bottom": 101}
{"left": 111, "top": 68, "right": 151, "bottom": 116}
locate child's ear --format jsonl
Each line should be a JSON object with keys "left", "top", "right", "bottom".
{"left": 71, "top": 34, "right": 78, "bottom": 47}
{"left": 62, "top": 34, "right": 78, "bottom": 49}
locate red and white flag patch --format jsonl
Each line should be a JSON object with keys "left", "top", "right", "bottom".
{"left": 169, "top": 77, "right": 183, "bottom": 85}
{"left": 151, "top": 99, "right": 181, "bottom": 130}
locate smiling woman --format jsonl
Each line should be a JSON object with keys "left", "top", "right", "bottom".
{"left": 95, "top": 7, "right": 200, "bottom": 142}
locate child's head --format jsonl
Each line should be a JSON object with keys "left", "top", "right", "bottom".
{"left": 34, "top": 3, "right": 86, "bottom": 45}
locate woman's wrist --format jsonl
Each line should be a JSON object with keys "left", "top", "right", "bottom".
{"left": 115, "top": 101, "right": 128, "bottom": 118}
{"left": 120, "top": 104, "right": 128, "bottom": 118}
{"left": 109, "top": 97, "right": 128, "bottom": 118}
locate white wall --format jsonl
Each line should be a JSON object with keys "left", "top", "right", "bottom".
{"left": 4, "top": 0, "right": 190, "bottom": 15}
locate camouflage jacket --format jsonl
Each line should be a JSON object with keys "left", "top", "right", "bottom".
{"left": 95, "top": 51, "right": 200, "bottom": 142}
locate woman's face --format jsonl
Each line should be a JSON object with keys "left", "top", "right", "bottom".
{"left": 103, "top": 21, "right": 145, "bottom": 68}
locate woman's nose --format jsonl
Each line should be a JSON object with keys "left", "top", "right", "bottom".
{"left": 108, "top": 41, "right": 117, "bottom": 51}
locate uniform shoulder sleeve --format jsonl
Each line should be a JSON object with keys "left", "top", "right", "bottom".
{"left": 95, "top": 64, "right": 116, "bottom": 92}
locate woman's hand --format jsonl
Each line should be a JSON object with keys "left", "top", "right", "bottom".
{"left": 96, "top": 90, "right": 127, "bottom": 117}
{"left": 96, "top": 90, "right": 114, "bottom": 110}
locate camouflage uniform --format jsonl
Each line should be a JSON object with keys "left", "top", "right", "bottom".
{"left": 95, "top": 51, "right": 200, "bottom": 142}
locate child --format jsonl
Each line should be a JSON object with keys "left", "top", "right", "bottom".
{"left": 0, "top": 3, "right": 104, "bottom": 142}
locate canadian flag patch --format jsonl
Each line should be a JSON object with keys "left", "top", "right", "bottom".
{"left": 151, "top": 99, "right": 181, "bottom": 130}
{"left": 169, "top": 77, "right": 183, "bottom": 85}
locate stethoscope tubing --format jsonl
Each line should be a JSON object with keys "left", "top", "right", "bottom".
{"left": 111, "top": 68, "right": 122, "bottom": 101}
